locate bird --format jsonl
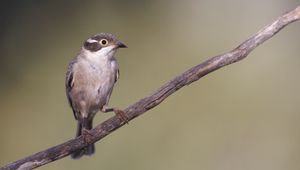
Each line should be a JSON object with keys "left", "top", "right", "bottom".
{"left": 65, "top": 33, "right": 127, "bottom": 159}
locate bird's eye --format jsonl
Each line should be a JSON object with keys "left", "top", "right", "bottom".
{"left": 99, "top": 39, "right": 108, "bottom": 46}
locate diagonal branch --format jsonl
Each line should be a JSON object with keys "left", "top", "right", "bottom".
{"left": 2, "top": 5, "right": 300, "bottom": 170}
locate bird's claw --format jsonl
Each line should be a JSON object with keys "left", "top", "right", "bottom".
{"left": 81, "top": 129, "right": 93, "bottom": 144}
{"left": 114, "top": 109, "right": 129, "bottom": 124}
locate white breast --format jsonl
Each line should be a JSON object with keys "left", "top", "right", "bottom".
{"left": 79, "top": 47, "right": 118, "bottom": 107}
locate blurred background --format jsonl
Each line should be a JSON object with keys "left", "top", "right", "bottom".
{"left": 1, "top": 0, "right": 300, "bottom": 170}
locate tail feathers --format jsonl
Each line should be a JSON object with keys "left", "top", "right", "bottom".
{"left": 71, "top": 144, "right": 95, "bottom": 159}
{"left": 71, "top": 118, "right": 95, "bottom": 159}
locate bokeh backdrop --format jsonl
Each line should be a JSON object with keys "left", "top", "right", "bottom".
{"left": 1, "top": 0, "right": 300, "bottom": 170}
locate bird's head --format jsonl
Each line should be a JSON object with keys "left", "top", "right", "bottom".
{"left": 83, "top": 33, "right": 127, "bottom": 58}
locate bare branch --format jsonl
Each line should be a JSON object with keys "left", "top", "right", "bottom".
{"left": 1, "top": 5, "right": 300, "bottom": 170}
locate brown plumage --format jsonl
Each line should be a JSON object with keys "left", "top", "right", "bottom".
{"left": 66, "top": 33, "right": 127, "bottom": 159}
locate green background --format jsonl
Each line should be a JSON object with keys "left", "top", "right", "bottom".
{"left": 1, "top": 0, "right": 300, "bottom": 170}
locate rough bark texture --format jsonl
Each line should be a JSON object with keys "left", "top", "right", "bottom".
{"left": 1, "top": 5, "right": 300, "bottom": 170}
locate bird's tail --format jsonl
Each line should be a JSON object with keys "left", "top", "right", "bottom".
{"left": 71, "top": 118, "right": 95, "bottom": 159}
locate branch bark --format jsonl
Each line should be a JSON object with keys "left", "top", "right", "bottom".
{"left": 2, "top": 5, "right": 300, "bottom": 170}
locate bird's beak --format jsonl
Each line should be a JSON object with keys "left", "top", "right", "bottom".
{"left": 116, "top": 41, "right": 127, "bottom": 48}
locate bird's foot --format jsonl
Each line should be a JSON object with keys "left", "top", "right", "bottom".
{"left": 81, "top": 129, "right": 93, "bottom": 144}
{"left": 114, "top": 109, "right": 129, "bottom": 124}
{"left": 102, "top": 106, "right": 129, "bottom": 124}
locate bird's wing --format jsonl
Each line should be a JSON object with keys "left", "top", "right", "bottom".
{"left": 115, "top": 69, "right": 120, "bottom": 83}
{"left": 111, "top": 58, "right": 119, "bottom": 83}
{"left": 66, "top": 58, "right": 77, "bottom": 120}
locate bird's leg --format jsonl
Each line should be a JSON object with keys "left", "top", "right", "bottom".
{"left": 102, "top": 106, "right": 129, "bottom": 124}
{"left": 81, "top": 118, "right": 93, "bottom": 144}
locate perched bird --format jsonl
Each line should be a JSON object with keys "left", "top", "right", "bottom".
{"left": 66, "top": 33, "right": 127, "bottom": 159}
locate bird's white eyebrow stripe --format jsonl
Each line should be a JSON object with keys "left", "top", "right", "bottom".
{"left": 86, "top": 38, "right": 98, "bottom": 43}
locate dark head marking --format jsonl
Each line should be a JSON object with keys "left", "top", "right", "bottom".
{"left": 83, "top": 33, "right": 127, "bottom": 52}
{"left": 84, "top": 41, "right": 101, "bottom": 52}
